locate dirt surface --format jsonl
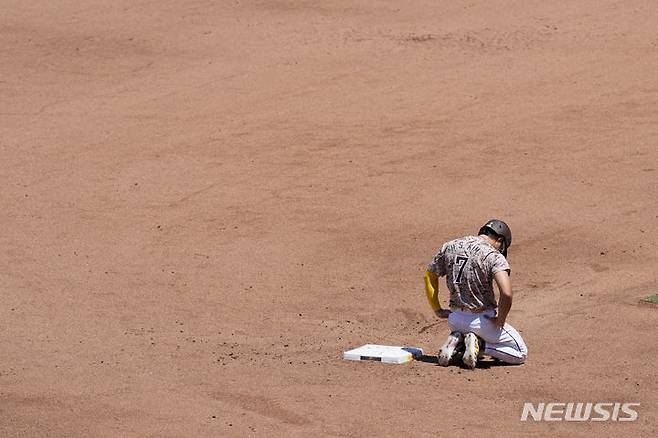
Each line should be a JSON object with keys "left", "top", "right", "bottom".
{"left": 2, "top": 1, "right": 657, "bottom": 436}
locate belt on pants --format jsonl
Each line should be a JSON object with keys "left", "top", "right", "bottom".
{"left": 450, "top": 306, "right": 495, "bottom": 314}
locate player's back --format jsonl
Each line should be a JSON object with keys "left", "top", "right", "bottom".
{"left": 432, "top": 235, "right": 509, "bottom": 311}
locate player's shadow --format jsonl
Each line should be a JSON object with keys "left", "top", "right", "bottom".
{"left": 472, "top": 358, "right": 519, "bottom": 369}
{"left": 415, "top": 354, "right": 518, "bottom": 369}
{"left": 416, "top": 354, "right": 438, "bottom": 364}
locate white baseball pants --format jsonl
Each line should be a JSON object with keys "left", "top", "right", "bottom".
{"left": 448, "top": 309, "right": 528, "bottom": 364}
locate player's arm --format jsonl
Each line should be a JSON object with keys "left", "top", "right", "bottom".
{"left": 489, "top": 270, "right": 512, "bottom": 327}
{"left": 424, "top": 270, "right": 449, "bottom": 318}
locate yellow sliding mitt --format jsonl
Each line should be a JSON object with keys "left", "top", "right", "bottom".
{"left": 424, "top": 270, "right": 441, "bottom": 313}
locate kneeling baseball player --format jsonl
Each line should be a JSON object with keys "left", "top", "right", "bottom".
{"left": 424, "top": 219, "right": 528, "bottom": 368}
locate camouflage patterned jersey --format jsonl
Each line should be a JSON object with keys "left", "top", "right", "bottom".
{"left": 427, "top": 235, "right": 510, "bottom": 312}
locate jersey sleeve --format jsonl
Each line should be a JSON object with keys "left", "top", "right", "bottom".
{"left": 488, "top": 252, "right": 511, "bottom": 276}
{"left": 427, "top": 244, "right": 448, "bottom": 277}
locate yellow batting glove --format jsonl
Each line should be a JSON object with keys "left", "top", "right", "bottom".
{"left": 424, "top": 270, "right": 441, "bottom": 313}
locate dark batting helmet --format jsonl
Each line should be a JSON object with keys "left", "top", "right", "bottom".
{"left": 479, "top": 219, "right": 512, "bottom": 257}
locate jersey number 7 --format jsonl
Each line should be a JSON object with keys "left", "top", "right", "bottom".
{"left": 454, "top": 256, "right": 469, "bottom": 282}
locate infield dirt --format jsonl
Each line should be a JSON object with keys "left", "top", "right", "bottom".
{"left": 1, "top": 1, "right": 657, "bottom": 437}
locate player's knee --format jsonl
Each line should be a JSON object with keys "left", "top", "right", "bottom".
{"left": 520, "top": 342, "right": 528, "bottom": 359}
{"left": 505, "top": 345, "right": 528, "bottom": 365}
{"left": 514, "top": 336, "right": 528, "bottom": 362}
{"left": 505, "top": 352, "right": 526, "bottom": 365}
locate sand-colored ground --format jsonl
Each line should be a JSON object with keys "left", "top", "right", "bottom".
{"left": 1, "top": 1, "right": 657, "bottom": 436}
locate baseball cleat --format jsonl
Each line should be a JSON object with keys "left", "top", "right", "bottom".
{"left": 438, "top": 331, "right": 464, "bottom": 366}
{"left": 462, "top": 332, "right": 480, "bottom": 369}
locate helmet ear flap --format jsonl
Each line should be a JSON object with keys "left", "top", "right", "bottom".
{"left": 479, "top": 219, "right": 512, "bottom": 256}
{"left": 499, "top": 239, "right": 508, "bottom": 258}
